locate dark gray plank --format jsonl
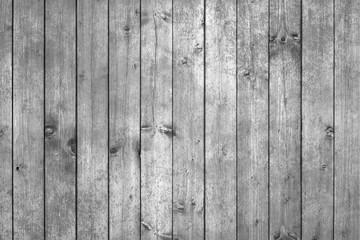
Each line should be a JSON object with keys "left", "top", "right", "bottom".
{"left": 45, "top": 0, "right": 76, "bottom": 239}
{"left": 13, "top": 0, "right": 45, "bottom": 239}
{"left": 237, "top": 0, "right": 269, "bottom": 238}
{"left": 77, "top": 0, "right": 109, "bottom": 238}
{"left": 109, "top": 0, "right": 141, "bottom": 239}
{"left": 173, "top": 0, "right": 204, "bottom": 239}
{"left": 140, "top": 0, "right": 173, "bottom": 239}
{"left": 205, "top": 0, "right": 237, "bottom": 239}
{"left": 0, "top": 0, "right": 12, "bottom": 238}
{"left": 269, "top": 0, "right": 301, "bottom": 238}
{"left": 335, "top": 0, "right": 360, "bottom": 238}
{"left": 302, "top": 0, "right": 334, "bottom": 239}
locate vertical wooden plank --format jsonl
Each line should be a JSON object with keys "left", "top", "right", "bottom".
{"left": 109, "top": 0, "right": 141, "bottom": 239}
{"left": 173, "top": 0, "right": 204, "bottom": 239}
{"left": 237, "top": 0, "right": 269, "bottom": 239}
{"left": 77, "top": 0, "right": 108, "bottom": 238}
{"left": 302, "top": 0, "right": 334, "bottom": 239}
{"left": 335, "top": 0, "right": 360, "bottom": 238}
{"left": 140, "top": 0, "right": 173, "bottom": 238}
{"left": 269, "top": 0, "right": 301, "bottom": 238}
{"left": 45, "top": 0, "right": 76, "bottom": 239}
{"left": 205, "top": 0, "right": 236, "bottom": 239}
{"left": 13, "top": 0, "right": 44, "bottom": 239}
{"left": 0, "top": 0, "right": 12, "bottom": 238}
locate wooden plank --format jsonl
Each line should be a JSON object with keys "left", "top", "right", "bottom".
{"left": 302, "top": 0, "right": 334, "bottom": 239}
{"left": 13, "top": 0, "right": 45, "bottom": 239}
{"left": 0, "top": 0, "right": 12, "bottom": 238}
{"left": 109, "top": 0, "right": 141, "bottom": 239}
{"left": 140, "top": 0, "right": 173, "bottom": 238}
{"left": 269, "top": 0, "right": 301, "bottom": 238}
{"left": 44, "top": 0, "right": 76, "bottom": 239}
{"left": 173, "top": 0, "right": 204, "bottom": 239}
{"left": 335, "top": 0, "right": 360, "bottom": 238}
{"left": 205, "top": 0, "right": 237, "bottom": 239}
{"left": 77, "top": 0, "right": 108, "bottom": 238}
{"left": 237, "top": 0, "right": 269, "bottom": 239}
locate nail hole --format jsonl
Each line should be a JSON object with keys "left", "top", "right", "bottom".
{"left": 45, "top": 125, "right": 56, "bottom": 139}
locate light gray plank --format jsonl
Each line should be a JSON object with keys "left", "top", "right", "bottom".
{"left": 237, "top": 0, "right": 269, "bottom": 238}
{"left": 173, "top": 0, "right": 204, "bottom": 239}
{"left": 269, "top": 0, "right": 301, "bottom": 238}
{"left": 45, "top": 0, "right": 76, "bottom": 239}
{"left": 205, "top": 0, "right": 237, "bottom": 239}
{"left": 77, "top": 0, "right": 109, "bottom": 238}
{"left": 140, "top": 0, "right": 173, "bottom": 239}
{"left": 0, "top": 0, "right": 12, "bottom": 238}
{"left": 335, "top": 0, "right": 360, "bottom": 238}
{"left": 302, "top": 0, "right": 334, "bottom": 239}
{"left": 13, "top": 0, "right": 45, "bottom": 239}
{"left": 109, "top": 0, "right": 141, "bottom": 239}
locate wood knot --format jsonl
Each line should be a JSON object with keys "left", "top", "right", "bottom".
{"left": 109, "top": 146, "right": 120, "bottom": 155}
{"left": 243, "top": 70, "right": 251, "bottom": 77}
{"left": 16, "top": 166, "right": 20, "bottom": 171}
{"left": 158, "top": 125, "right": 175, "bottom": 137}
{"left": 67, "top": 138, "right": 76, "bottom": 156}
{"left": 123, "top": 26, "right": 130, "bottom": 32}
{"left": 0, "top": 129, "right": 4, "bottom": 138}
{"left": 179, "top": 57, "right": 189, "bottom": 65}
{"left": 312, "top": 236, "right": 318, "bottom": 240}
{"left": 255, "top": 219, "right": 259, "bottom": 224}
{"left": 325, "top": 126, "right": 334, "bottom": 138}
{"left": 45, "top": 125, "right": 57, "bottom": 139}
{"left": 194, "top": 43, "right": 203, "bottom": 53}
{"left": 321, "top": 164, "right": 327, "bottom": 170}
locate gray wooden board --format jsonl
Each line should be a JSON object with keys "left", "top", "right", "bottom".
{"left": 13, "top": 0, "right": 45, "bottom": 239}
{"left": 77, "top": 0, "right": 109, "bottom": 238}
{"left": 173, "top": 0, "right": 205, "bottom": 239}
{"left": 109, "top": 0, "right": 141, "bottom": 239}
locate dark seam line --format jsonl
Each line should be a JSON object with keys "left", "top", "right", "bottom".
{"left": 332, "top": 0, "right": 336, "bottom": 238}
{"left": 235, "top": 0, "right": 238, "bottom": 238}
{"left": 107, "top": 0, "right": 110, "bottom": 239}
{"left": 75, "top": 0, "right": 78, "bottom": 238}
{"left": 267, "top": 0, "right": 271, "bottom": 238}
{"left": 44, "top": 0, "right": 46, "bottom": 238}
{"left": 11, "top": 0, "right": 14, "bottom": 238}
{"left": 171, "top": 0, "right": 174, "bottom": 238}
{"left": 203, "top": 0, "right": 206, "bottom": 239}
{"left": 139, "top": 0, "right": 142, "bottom": 238}
{"left": 300, "top": 0, "right": 303, "bottom": 238}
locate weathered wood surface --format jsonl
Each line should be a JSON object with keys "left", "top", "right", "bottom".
{"left": 109, "top": 0, "right": 141, "bottom": 239}
{"left": 77, "top": 0, "right": 109, "bottom": 238}
{"left": 140, "top": 0, "right": 173, "bottom": 239}
{"left": 269, "top": 0, "right": 302, "bottom": 239}
{"left": 13, "top": 0, "right": 45, "bottom": 239}
{"left": 173, "top": 0, "right": 204, "bottom": 239}
{"left": 45, "top": 0, "right": 76, "bottom": 239}
{"left": 205, "top": 0, "right": 237, "bottom": 239}
{"left": 335, "top": 0, "right": 360, "bottom": 239}
{"left": 302, "top": 0, "right": 334, "bottom": 239}
{"left": 0, "top": 0, "right": 12, "bottom": 239}
{"left": 237, "top": 0, "right": 269, "bottom": 239}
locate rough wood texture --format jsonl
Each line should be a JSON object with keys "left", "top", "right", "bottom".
{"left": 205, "top": 0, "right": 237, "bottom": 239}
{"left": 269, "top": 0, "right": 301, "bottom": 239}
{"left": 237, "top": 0, "right": 269, "bottom": 239}
{"left": 77, "top": 0, "right": 109, "bottom": 238}
{"left": 335, "top": 0, "right": 360, "bottom": 239}
{"left": 0, "top": 0, "right": 12, "bottom": 238}
{"left": 13, "top": 0, "right": 44, "bottom": 239}
{"left": 140, "top": 0, "right": 173, "bottom": 239}
{"left": 302, "top": 0, "right": 334, "bottom": 239}
{"left": 44, "top": 0, "right": 76, "bottom": 239}
{"left": 173, "top": 0, "right": 204, "bottom": 239}
{"left": 109, "top": 0, "right": 141, "bottom": 239}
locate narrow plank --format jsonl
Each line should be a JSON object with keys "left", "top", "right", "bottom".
{"left": 45, "top": 0, "right": 76, "bottom": 239}
{"left": 205, "top": 0, "right": 237, "bottom": 239}
{"left": 302, "top": 0, "right": 334, "bottom": 239}
{"left": 173, "top": 0, "right": 204, "bottom": 239}
{"left": 0, "top": 0, "right": 12, "bottom": 238}
{"left": 237, "top": 0, "right": 269, "bottom": 238}
{"left": 335, "top": 0, "right": 360, "bottom": 238}
{"left": 13, "top": 0, "right": 45, "bottom": 239}
{"left": 269, "top": 0, "right": 301, "bottom": 238}
{"left": 140, "top": 0, "right": 173, "bottom": 238}
{"left": 77, "top": 0, "right": 109, "bottom": 238}
{"left": 109, "top": 0, "right": 141, "bottom": 239}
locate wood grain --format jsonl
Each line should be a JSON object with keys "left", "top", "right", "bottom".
{"left": 13, "top": 0, "right": 45, "bottom": 239}
{"left": 77, "top": 0, "right": 109, "bottom": 238}
{"left": 140, "top": 0, "right": 173, "bottom": 239}
{"left": 335, "top": 0, "right": 360, "bottom": 239}
{"left": 205, "top": 0, "right": 237, "bottom": 239}
{"left": 173, "top": 0, "right": 204, "bottom": 239}
{"left": 269, "top": 0, "right": 301, "bottom": 239}
{"left": 302, "top": 0, "right": 334, "bottom": 239}
{"left": 44, "top": 0, "right": 76, "bottom": 239}
{"left": 237, "top": 0, "right": 269, "bottom": 239}
{"left": 109, "top": 0, "right": 141, "bottom": 239}
{"left": 0, "top": 0, "right": 12, "bottom": 238}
